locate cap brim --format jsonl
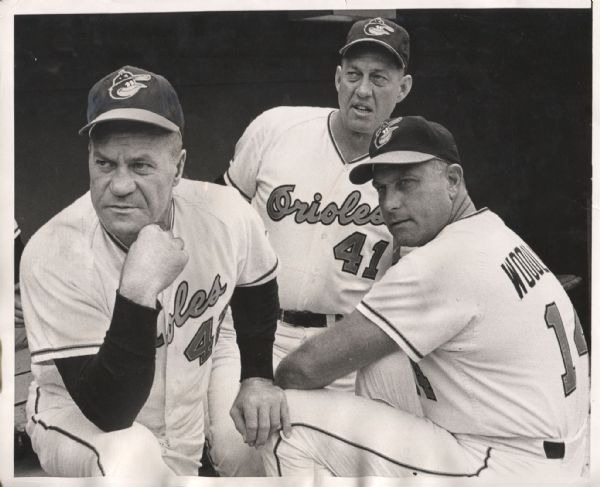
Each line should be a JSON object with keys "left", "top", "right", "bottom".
{"left": 339, "top": 39, "right": 405, "bottom": 68}
{"left": 349, "top": 151, "right": 436, "bottom": 184}
{"left": 78, "top": 108, "right": 180, "bottom": 135}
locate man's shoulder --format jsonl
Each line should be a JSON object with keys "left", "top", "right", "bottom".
{"left": 174, "top": 178, "right": 254, "bottom": 225}
{"left": 395, "top": 209, "right": 510, "bottom": 283}
{"left": 22, "top": 192, "right": 98, "bottom": 269}
{"left": 253, "top": 105, "right": 335, "bottom": 133}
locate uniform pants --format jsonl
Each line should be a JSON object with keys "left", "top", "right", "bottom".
{"left": 261, "top": 389, "right": 588, "bottom": 480}
{"left": 207, "top": 313, "right": 421, "bottom": 476}
{"left": 26, "top": 386, "right": 201, "bottom": 478}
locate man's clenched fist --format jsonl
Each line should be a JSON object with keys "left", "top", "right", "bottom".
{"left": 119, "top": 224, "right": 189, "bottom": 307}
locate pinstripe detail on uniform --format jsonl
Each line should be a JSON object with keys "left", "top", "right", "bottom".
{"left": 274, "top": 423, "right": 491, "bottom": 477}
{"left": 225, "top": 170, "right": 252, "bottom": 201}
{"left": 237, "top": 258, "right": 278, "bottom": 287}
{"left": 32, "top": 387, "right": 106, "bottom": 476}
{"left": 31, "top": 417, "right": 106, "bottom": 476}
{"left": 360, "top": 300, "right": 423, "bottom": 359}
{"left": 35, "top": 386, "right": 41, "bottom": 414}
{"left": 273, "top": 435, "right": 284, "bottom": 476}
{"left": 30, "top": 343, "right": 104, "bottom": 358}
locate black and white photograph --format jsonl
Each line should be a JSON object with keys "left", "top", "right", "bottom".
{"left": 1, "top": 0, "right": 596, "bottom": 485}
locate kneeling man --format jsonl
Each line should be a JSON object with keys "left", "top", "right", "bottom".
{"left": 263, "top": 116, "right": 589, "bottom": 480}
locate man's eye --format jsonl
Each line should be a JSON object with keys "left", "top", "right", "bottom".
{"left": 372, "top": 75, "right": 387, "bottom": 86}
{"left": 96, "top": 160, "right": 113, "bottom": 168}
{"left": 133, "top": 162, "right": 150, "bottom": 171}
{"left": 346, "top": 72, "right": 360, "bottom": 81}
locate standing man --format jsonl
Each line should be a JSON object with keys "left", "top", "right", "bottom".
{"left": 20, "top": 65, "right": 289, "bottom": 478}
{"left": 263, "top": 116, "right": 590, "bottom": 479}
{"left": 209, "top": 17, "right": 420, "bottom": 476}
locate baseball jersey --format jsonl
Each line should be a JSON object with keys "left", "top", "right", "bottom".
{"left": 225, "top": 106, "right": 393, "bottom": 314}
{"left": 357, "top": 209, "right": 589, "bottom": 441}
{"left": 21, "top": 179, "right": 278, "bottom": 448}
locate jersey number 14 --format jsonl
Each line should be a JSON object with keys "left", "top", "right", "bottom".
{"left": 545, "top": 302, "right": 588, "bottom": 397}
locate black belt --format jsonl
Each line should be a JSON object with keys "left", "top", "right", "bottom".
{"left": 280, "top": 310, "right": 343, "bottom": 328}
{"left": 543, "top": 441, "right": 565, "bottom": 459}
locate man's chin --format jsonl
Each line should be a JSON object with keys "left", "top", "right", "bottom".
{"left": 101, "top": 219, "right": 143, "bottom": 247}
{"left": 347, "top": 117, "right": 377, "bottom": 136}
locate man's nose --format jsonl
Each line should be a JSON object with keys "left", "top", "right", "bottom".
{"left": 356, "top": 77, "right": 373, "bottom": 98}
{"left": 109, "top": 166, "right": 136, "bottom": 196}
{"left": 381, "top": 190, "right": 402, "bottom": 212}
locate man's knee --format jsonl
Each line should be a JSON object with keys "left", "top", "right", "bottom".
{"left": 208, "top": 421, "right": 265, "bottom": 476}
{"left": 29, "top": 417, "right": 172, "bottom": 477}
{"left": 97, "top": 423, "right": 173, "bottom": 477}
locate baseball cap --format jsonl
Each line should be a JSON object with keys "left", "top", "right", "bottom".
{"left": 79, "top": 65, "right": 184, "bottom": 136}
{"left": 349, "top": 116, "right": 461, "bottom": 184}
{"left": 339, "top": 17, "right": 410, "bottom": 69}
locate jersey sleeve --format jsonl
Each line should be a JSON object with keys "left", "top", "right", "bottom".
{"left": 20, "top": 235, "right": 110, "bottom": 364}
{"left": 232, "top": 198, "right": 278, "bottom": 288}
{"left": 356, "top": 251, "right": 477, "bottom": 362}
{"left": 224, "top": 108, "right": 281, "bottom": 201}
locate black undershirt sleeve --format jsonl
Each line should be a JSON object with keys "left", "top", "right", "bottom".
{"left": 230, "top": 277, "right": 279, "bottom": 381}
{"left": 54, "top": 292, "right": 159, "bottom": 432}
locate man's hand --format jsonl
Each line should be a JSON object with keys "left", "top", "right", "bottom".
{"left": 230, "top": 377, "right": 292, "bottom": 448}
{"left": 119, "top": 224, "right": 188, "bottom": 307}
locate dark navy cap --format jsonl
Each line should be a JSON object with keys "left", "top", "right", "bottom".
{"left": 349, "top": 116, "right": 461, "bottom": 184}
{"left": 79, "top": 66, "right": 184, "bottom": 136}
{"left": 340, "top": 17, "right": 410, "bottom": 69}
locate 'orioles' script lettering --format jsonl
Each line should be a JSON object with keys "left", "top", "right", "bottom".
{"left": 266, "top": 184, "right": 384, "bottom": 226}
{"left": 157, "top": 275, "right": 228, "bottom": 346}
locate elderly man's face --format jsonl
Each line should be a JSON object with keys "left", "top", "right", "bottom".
{"left": 335, "top": 47, "right": 411, "bottom": 137}
{"left": 373, "top": 160, "right": 455, "bottom": 247}
{"left": 88, "top": 123, "right": 185, "bottom": 247}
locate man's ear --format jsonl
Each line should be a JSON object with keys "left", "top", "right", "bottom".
{"left": 396, "top": 74, "right": 413, "bottom": 104}
{"left": 174, "top": 149, "right": 186, "bottom": 186}
{"left": 334, "top": 65, "right": 342, "bottom": 93}
{"left": 446, "top": 163, "right": 463, "bottom": 198}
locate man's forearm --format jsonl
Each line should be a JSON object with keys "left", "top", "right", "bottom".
{"left": 231, "top": 278, "right": 279, "bottom": 381}
{"left": 55, "top": 291, "right": 159, "bottom": 432}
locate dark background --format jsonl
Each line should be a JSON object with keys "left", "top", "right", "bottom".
{"left": 14, "top": 9, "right": 592, "bottom": 341}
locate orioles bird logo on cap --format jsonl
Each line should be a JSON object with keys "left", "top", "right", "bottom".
{"left": 109, "top": 69, "right": 152, "bottom": 100}
{"left": 364, "top": 18, "right": 395, "bottom": 37}
{"left": 374, "top": 117, "right": 403, "bottom": 149}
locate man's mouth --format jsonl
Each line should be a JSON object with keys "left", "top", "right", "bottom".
{"left": 352, "top": 103, "right": 373, "bottom": 115}
{"left": 390, "top": 218, "right": 411, "bottom": 228}
{"left": 107, "top": 204, "right": 137, "bottom": 211}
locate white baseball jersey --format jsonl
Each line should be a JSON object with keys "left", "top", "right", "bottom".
{"left": 263, "top": 209, "right": 589, "bottom": 479}
{"left": 358, "top": 208, "right": 589, "bottom": 441}
{"left": 225, "top": 106, "right": 393, "bottom": 314}
{"left": 21, "top": 179, "right": 278, "bottom": 463}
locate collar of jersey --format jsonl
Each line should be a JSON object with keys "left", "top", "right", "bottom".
{"left": 328, "top": 110, "right": 370, "bottom": 166}
{"left": 457, "top": 207, "right": 489, "bottom": 222}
